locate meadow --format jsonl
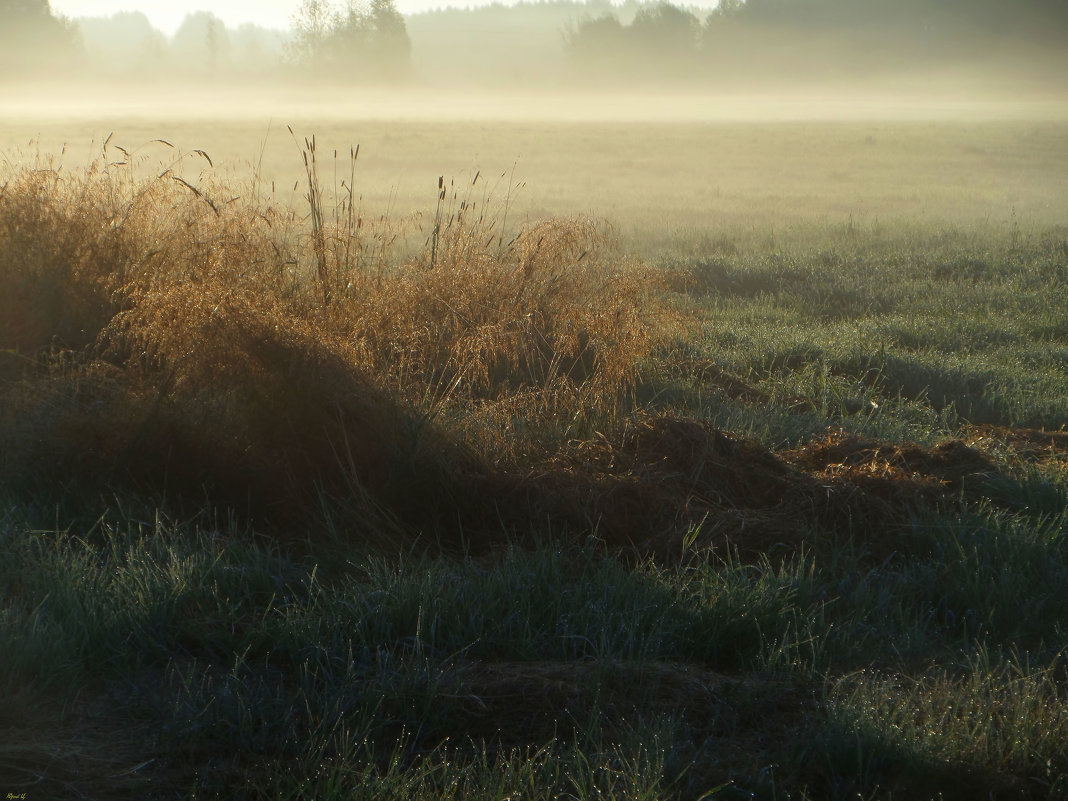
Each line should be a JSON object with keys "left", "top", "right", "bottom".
{"left": 2, "top": 104, "right": 1067, "bottom": 799}
{"left": 3, "top": 95, "right": 1067, "bottom": 251}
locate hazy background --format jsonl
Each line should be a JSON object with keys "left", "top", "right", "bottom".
{"left": 2, "top": 1, "right": 1066, "bottom": 256}
{"left": 3, "top": 0, "right": 1067, "bottom": 92}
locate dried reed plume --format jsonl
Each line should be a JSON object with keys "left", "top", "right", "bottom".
{"left": 0, "top": 143, "right": 681, "bottom": 542}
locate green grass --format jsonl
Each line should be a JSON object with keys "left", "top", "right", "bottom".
{"left": 2, "top": 126, "right": 1068, "bottom": 798}
{"left": 660, "top": 226, "right": 1068, "bottom": 446}
{"left": 3, "top": 491, "right": 1066, "bottom": 798}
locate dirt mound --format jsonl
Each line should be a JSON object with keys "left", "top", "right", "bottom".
{"left": 781, "top": 429, "right": 1000, "bottom": 513}
{"left": 477, "top": 416, "right": 811, "bottom": 556}
{"left": 966, "top": 424, "right": 1068, "bottom": 461}
{"left": 479, "top": 417, "right": 1002, "bottom": 559}
{"left": 478, "top": 420, "right": 884, "bottom": 559}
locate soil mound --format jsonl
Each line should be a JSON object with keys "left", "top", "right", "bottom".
{"left": 966, "top": 424, "right": 1068, "bottom": 461}
{"left": 478, "top": 415, "right": 808, "bottom": 556}
{"left": 482, "top": 417, "right": 1009, "bottom": 559}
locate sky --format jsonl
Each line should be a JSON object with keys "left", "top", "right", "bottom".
{"left": 50, "top": 0, "right": 723, "bottom": 32}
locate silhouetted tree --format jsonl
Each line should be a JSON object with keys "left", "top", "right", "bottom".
{"left": 563, "top": 13, "right": 626, "bottom": 74}
{"left": 288, "top": 0, "right": 411, "bottom": 80}
{"left": 173, "top": 12, "right": 231, "bottom": 73}
{"left": 715, "top": 0, "right": 1068, "bottom": 35}
{"left": 694, "top": 0, "right": 1068, "bottom": 85}
{"left": 0, "top": 0, "right": 81, "bottom": 76}
{"left": 368, "top": 0, "right": 411, "bottom": 79}
{"left": 710, "top": 0, "right": 745, "bottom": 19}
{"left": 629, "top": 3, "right": 699, "bottom": 55}
{"left": 289, "top": 0, "right": 334, "bottom": 71}
{"left": 565, "top": 3, "right": 699, "bottom": 80}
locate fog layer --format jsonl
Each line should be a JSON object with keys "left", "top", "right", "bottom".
{"left": 2, "top": 0, "right": 1067, "bottom": 96}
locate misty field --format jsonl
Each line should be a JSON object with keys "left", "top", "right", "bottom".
{"left": 4, "top": 102, "right": 1068, "bottom": 252}
{"left": 2, "top": 108, "right": 1067, "bottom": 800}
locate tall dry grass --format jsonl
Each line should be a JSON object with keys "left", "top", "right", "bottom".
{"left": 0, "top": 142, "right": 681, "bottom": 541}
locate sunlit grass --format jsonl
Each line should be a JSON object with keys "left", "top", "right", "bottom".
{"left": 3, "top": 117, "right": 1066, "bottom": 257}
{"left": 2, "top": 128, "right": 1067, "bottom": 798}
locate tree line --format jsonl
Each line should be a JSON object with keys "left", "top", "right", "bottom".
{"left": 0, "top": 0, "right": 80, "bottom": 76}
{"left": 4, "top": 0, "right": 1066, "bottom": 87}
{"left": 0, "top": 0, "right": 411, "bottom": 82}
{"left": 287, "top": 0, "right": 410, "bottom": 80}
{"left": 564, "top": 0, "right": 1068, "bottom": 84}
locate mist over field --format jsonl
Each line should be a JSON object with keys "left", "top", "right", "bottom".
{"left": 3, "top": 0, "right": 1068, "bottom": 92}
{"left": 2, "top": 0, "right": 1066, "bottom": 240}
{"left": 1, "top": 0, "right": 1065, "bottom": 253}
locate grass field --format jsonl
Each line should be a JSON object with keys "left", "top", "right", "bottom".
{"left": 3, "top": 97, "right": 1067, "bottom": 252}
{"left": 2, "top": 103, "right": 1067, "bottom": 799}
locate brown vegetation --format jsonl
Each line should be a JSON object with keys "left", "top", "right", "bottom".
{"left": 0, "top": 155, "right": 1058, "bottom": 559}
{"left": 0, "top": 154, "right": 676, "bottom": 539}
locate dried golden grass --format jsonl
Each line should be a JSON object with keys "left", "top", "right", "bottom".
{"left": 2, "top": 151, "right": 1043, "bottom": 557}
{"left": 329, "top": 214, "right": 680, "bottom": 408}
{"left": 782, "top": 429, "right": 999, "bottom": 514}
{"left": 0, "top": 163, "right": 123, "bottom": 356}
{"left": 0, "top": 151, "right": 680, "bottom": 541}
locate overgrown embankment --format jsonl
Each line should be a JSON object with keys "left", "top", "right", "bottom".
{"left": 0, "top": 149, "right": 679, "bottom": 546}
{"left": 1, "top": 149, "right": 1065, "bottom": 557}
